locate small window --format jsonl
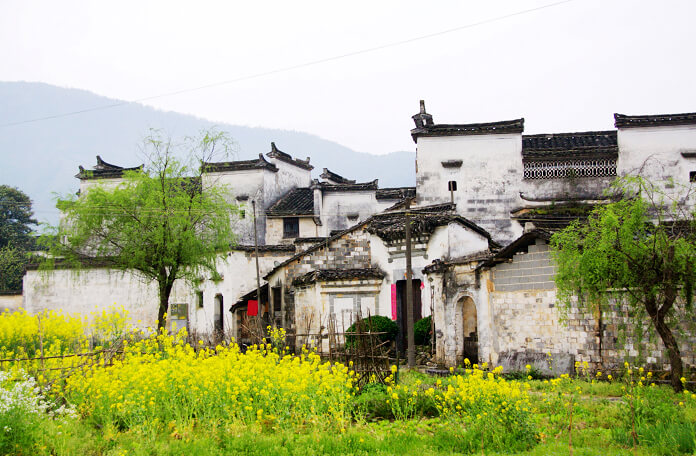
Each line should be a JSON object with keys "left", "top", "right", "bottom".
{"left": 197, "top": 291, "right": 204, "bottom": 308}
{"left": 240, "top": 209, "right": 245, "bottom": 219}
{"left": 169, "top": 303, "right": 188, "bottom": 331}
{"left": 690, "top": 171, "right": 696, "bottom": 182}
{"left": 283, "top": 217, "right": 299, "bottom": 238}
{"left": 448, "top": 181, "right": 457, "bottom": 191}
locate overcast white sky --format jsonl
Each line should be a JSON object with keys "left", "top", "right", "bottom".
{"left": 2, "top": 0, "right": 696, "bottom": 155}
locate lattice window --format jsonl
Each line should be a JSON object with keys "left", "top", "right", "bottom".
{"left": 523, "top": 159, "right": 617, "bottom": 179}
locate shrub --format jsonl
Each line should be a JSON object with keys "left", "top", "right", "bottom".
{"left": 414, "top": 316, "right": 432, "bottom": 346}
{"left": 0, "top": 370, "right": 76, "bottom": 455}
{"left": 345, "top": 316, "right": 398, "bottom": 348}
{"left": 65, "top": 328, "right": 356, "bottom": 430}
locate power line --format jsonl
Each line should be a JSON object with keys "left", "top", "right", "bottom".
{"left": 0, "top": 0, "right": 573, "bottom": 129}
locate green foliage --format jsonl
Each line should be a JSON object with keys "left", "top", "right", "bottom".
{"left": 414, "top": 315, "right": 432, "bottom": 346}
{"left": 0, "top": 185, "right": 36, "bottom": 292}
{"left": 0, "top": 245, "right": 27, "bottom": 291}
{"left": 345, "top": 316, "right": 398, "bottom": 347}
{"left": 42, "top": 130, "right": 238, "bottom": 328}
{"left": 0, "top": 185, "right": 37, "bottom": 250}
{"left": 551, "top": 176, "right": 696, "bottom": 391}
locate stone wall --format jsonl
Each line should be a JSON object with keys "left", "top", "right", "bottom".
{"left": 284, "top": 228, "right": 372, "bottom": 282}
{"left": 492, "top": 239, "right": 555, "bottom": 291}
{"left": 488, "top": 240, "right": 696, "bottom": 373}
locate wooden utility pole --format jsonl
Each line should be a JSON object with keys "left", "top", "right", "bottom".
{"left": 404, "top": 198, "right": 415, "bottom": 368}
{"left": 252, "top": 200, "right": 263, "bottom": 326}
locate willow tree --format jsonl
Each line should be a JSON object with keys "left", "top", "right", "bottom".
{"left": 45, "top": 130, "right": 237, "bottom": 329}
{"left": 551, "top": 177, "right": 696, "bottom": 392}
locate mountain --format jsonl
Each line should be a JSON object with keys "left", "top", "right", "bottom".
{"left": 0, "top": 82, "right": 415, "bottom": 226}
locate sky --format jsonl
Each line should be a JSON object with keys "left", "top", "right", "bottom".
{"left": 2, "top": 0, "right": 696, "bottom": 155}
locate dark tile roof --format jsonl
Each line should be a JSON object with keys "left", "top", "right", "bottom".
{"left": 203, "top": 154, "right": 278, "bottom": 173}
{"left": 615, "top": 112, "right": 696, "bottom": 129}
{"left": 266, "top": 188, "right": 314, "bottom": 216}
{"left": 266, "top": 142, "right": 313, "bottom": 170}
{"left": 318, "top": 180, "right": 379, "bottom": 192}
{"left": 366, "top": 209, "right": 494, "bottom": 243}
{"left": 479, "top": 229, "right": 553, "bottom": 269}
{"left": 75, "top": 155, "right": 143, "bottom": 180}
{"left": 375, "top": 187, "right": 416, "bottom": 200}
{"left": 263, "top": 203, "right": 477, "bottom": 280}
{"left": 294, "top": 237, "right": 328, "bottom": 244}
{"left": 292, "top": 268, "right": 385, "bottom": 287}
{"left": 522, "top": 131, "right": 618, "bottom": 160}
{"left": 511, "top": 203, "right": 597, "bottom": 230}
{"left": 422, "top": 250, "right": 494, "bottom": 274}
{"left": 320, "top": 168, "right": 355, "bottom": 184}
{"left": 411, "top": 118, "right": 524, "bottom": 142}
{"left": 232, "top": 244, "right": 296, "bottom": 253}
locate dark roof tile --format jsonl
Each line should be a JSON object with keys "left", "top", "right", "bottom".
{"left": 522, "top": 131, "right": 618, "bottom": 160}
{"left": 411, "top": 118, "right": 524, "bottom": 142}
{"left": 76, "top": 155, "right": 143, "bottom": 180}
{"left": 615, "top": 112, "right": 696, "bottom": 129}
{"left": 203, "top": 154, "right": 278, "bottom": 173}
{"left": 292, "top": 268, "right": 385, "bottom": 287}
{"left": 266, "top": 142, "right": 313, "bottom": 170}
{"left": 375, "top": 187, "right": 416, "bottom": 200}
{"left": 318, "top": 180, "right": 378, "bottom": 192}
{"left": 320, "top": 168, "right": 355, "bottom": 184}
{"left": 266, "top": 188, "right": 314, "bottom": 216}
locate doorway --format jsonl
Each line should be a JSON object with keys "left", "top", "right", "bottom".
{"left": 456, "top": 296, "right": 478, "bottom": 364}
{"left": 214, "top": 294, "right": 224, "bottom": 333}
{"left": 395, "top": 279, "right": 422, "bottom": 354}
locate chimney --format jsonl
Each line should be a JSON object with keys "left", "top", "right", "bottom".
{"left": 411, "top": 100, "right": 434, "bottom": 128}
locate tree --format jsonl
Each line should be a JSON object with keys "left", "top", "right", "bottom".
{"left": 45, "top": 130, "right": 238, "bottom": 329}
{"left": 551, "top": 177, "right": 696, "bottom": 392}
{"left": 0, "top": 245, "right": 28, "bottom": 291}
{"left": 0, "top": 186, "right": 36, "bottom": 291}
{"left": 0, "top": 185, "right": 37, "bottom": 250}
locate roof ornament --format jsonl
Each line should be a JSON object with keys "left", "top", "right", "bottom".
{"left": 412, "top": 99, "right": 434, "bottom": 128}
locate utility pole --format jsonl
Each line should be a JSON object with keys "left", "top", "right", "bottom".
{"left": 252, "top": 200, "right": 263, "bottom": 329}
{"left": 404, "top": 198, "right": 415, "bottom": 368}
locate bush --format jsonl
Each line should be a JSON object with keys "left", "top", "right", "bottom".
{"left": 0, "top": 370, "right": 76, "bottom": 455}
{"left": 414, "top": 316, "right": 432, "bottom": 346}
{"left": 345, "top": 316, "right": 398, "bottom": 348}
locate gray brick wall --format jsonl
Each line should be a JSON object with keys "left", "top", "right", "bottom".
{"left": 493, "top": 239, "right": 555, "bottom": 291}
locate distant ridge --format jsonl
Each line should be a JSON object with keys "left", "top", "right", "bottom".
{"left": 0, "top": 82, "right": 415, "bottom": 226}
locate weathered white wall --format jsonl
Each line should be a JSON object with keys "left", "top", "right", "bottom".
{"left": 202, "top": 169, "right": 267, "bottom": 245}
{"left": 618, "top": 125, "right": 696, "bottom": 199}
{"left": 265, "top": 217, "right": 318, "bottom": 244}
{"left": 22, "top": 248, "right": 294, "bottom": 335}
{"left": 0, "top": 294, "right": 23, "bottom": 312}
{"left": 319, "top": 191, "right": 376, "bottom": 235}
{"left": 416, "top": 134, "right": 524, "bottom": 243}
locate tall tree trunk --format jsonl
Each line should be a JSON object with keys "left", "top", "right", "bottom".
{"left": 157, "top": 277, "right": 174, "bottom": 330}
{"left": 653, "top": 314, "right": 684, "bottom": 392}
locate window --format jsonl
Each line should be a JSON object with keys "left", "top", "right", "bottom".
{"left": 283, "top": 217, "right": 299, "bottom": 238}
{"left": 690, "top": 171, "right": 696, "bottom": 182}
{"left": 169, "top": 303, "right": 188, "bottom": 331}
{"left": 196, "top": 291, "right": 204, "bottom": 308}
{"left": 240, "top": 209, "right": 245, "bottom": 219}
{"left": 448, "top": 181, "right": 457, "bottom": 191}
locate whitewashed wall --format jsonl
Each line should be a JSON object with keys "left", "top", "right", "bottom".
{"left": 415, "top": 134, "right": 524, "bottom": 243}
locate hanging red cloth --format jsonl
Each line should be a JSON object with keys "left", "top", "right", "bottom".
{"left": 247, "top": 300, "right": 258, "bottom": 316}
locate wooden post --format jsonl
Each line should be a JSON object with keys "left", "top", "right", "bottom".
{"left": 405, "top": 199, "right": 415, "bottom": 368}
{"left": 252, "top": 200, "right": 263, "bottom": 333}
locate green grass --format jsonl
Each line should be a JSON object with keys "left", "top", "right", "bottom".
{"left": 8, "top": 371, "right": 696, "bottom": 455}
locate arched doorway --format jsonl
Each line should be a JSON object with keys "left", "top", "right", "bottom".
{"left": 214, "top": 294, "right": 224, "bottom": 334}
{"left": 455, "top": 296, "right": 478, "bottom": 364}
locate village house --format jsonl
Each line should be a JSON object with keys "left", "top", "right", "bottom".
{"left": 233, "top": 102, "right": 696, "bottom": 372}
{"left": 23, "top": 102, "right": 696, "bottom": 373}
